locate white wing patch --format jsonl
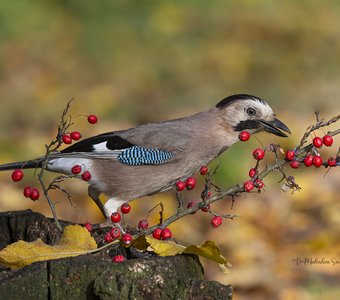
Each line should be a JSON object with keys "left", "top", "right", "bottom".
{"left": 48, "top": 158, "right": 93, "bottom": 176}
{"left": 93, "top": 142, "right": 110, "bottom": 152}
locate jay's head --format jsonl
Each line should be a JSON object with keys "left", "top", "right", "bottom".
{"left": 216, "top": 94, "right": 291, "bottom": 137}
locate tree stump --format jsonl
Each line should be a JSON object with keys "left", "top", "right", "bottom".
{"left": 0, "top": 210, "right": 233, "bottom": 299}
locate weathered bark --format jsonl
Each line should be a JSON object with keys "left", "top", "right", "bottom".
{"left": 0, "top": 210, "right": 233, "bottom": 300}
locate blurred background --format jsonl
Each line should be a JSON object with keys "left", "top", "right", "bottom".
{"left": 0, "top": 1, "right": 339, "bottom": 299}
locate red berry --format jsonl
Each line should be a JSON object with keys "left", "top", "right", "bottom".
{"left": 104, "top": 232, "right": 114, "bottom": 243}
{"left": 185, "top": 177, "right": 196, "bottom": 190}
{"left": 110, "top": 212, "right": 121, "bottom": 223}
{"left": 313, "top": 137, "right": 323, "bottom": 148}
{"left": 199, "top": 166, "right": 209, "bottom": 175}
{"left": 30, "top": 188, "right": 40, "bottom": 201}
{"left": 138, "top": 219, "right": 149, "bottom": 230}
{"left": 175, "top": 181, "right": 186, "bottom": 191}
{"left": 290, "top": 160, "right": 300, "bottom": 169}
{"left": 201, "top": 204, "right": 210, "bottom": 212}
{"left": 84, "top": 222, "right": 92, "bottom": 232}
{"left": 238, "top": 131, "right": 250, "bottom": 141}
{"left": 255, "top": 179, "right": 265, "bottom": 189}
{"left": 152, "top": 228, "right": 162, "bottom": 239}
{"left": 304, "top": 155, "right": 313, "bottom": 167}
{"left": 81, "top": 171, "right": 91, "bottom": 181}
{"left": 161, "top": 228, "right": 172, "bottom": 240}
{"left": 323, "top": 135, "right": 333, "bottom": 147}
{"left": 110, "top": 228, "right": 121, "bottom": 239}
{"left": 120, "top": 203, "right": 131, "bottom": 214}
{"left": 313, "top": 155, "right": 323, "bottom": 167}
{"left": 252, "top": 148, "right": 265, "bottom": 160}
{"left": 248, "top": 168, "right": 257, "bottom": 178}
{"left": 187, "top": 201, "right": 197, "bottom": 214}
{"left": 87, "top": 114, "right": 98, "bottom": 124}
{"left": 70, "top": 131, "right": 82, "bottom": 141}
{"left": 23, "top": 186, "right": 32, "bottom": 198}
{"left": 122, "top": 233, "right": 133, "bottom": 245}
{"left": 244, "top": 180, "right": 254, "bottom": 192}
{"left": 327, "top": 157, "right": 337, "bottom": 167}
{"left": 112, "top": 255, "right": 125, "bottom": 263}
{"left": 286, "top": 150, "right": 295, "bottom": 161}
{"left": 211, "top": 216, "right": 223, "bottom": 228}
{"left": 71, "top": 165, "right": 82, "bottom": 175}
{"left": 62, "top": 134, "right": 72, "bottom": 144}
{"left": 12, "top": 169, "right": 24, "bottom": 182}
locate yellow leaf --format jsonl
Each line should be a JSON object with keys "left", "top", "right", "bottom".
{"left": 183, "top": 241, "right": 228, "bottom": 264}
{"left": 0, "top": 225, "right": 97, "bottom": 269}
{"left": 144, "top": 237, "right": 230, "bottom": 272}
{"left": 145, "top": 236, "right": 186, "bottom": 256}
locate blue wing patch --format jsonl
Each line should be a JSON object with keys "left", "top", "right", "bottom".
{"left": 117, "top": 146, "right": 173, "bottom": 166}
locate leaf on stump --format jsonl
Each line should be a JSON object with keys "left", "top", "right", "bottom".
{"left": 143, "top": 236, "right": 231, "bottom": 272}
{"left": 145, "top": 236, "right": 186, "bottom": 256}
{"left": 0, "top": 225, "right": 97, "bottom": 269}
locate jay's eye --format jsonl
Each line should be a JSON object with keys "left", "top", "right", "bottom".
{"left": 246, "top": 107, "right": 256, "bottom": 116}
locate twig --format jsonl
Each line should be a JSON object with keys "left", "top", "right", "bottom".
{"left": 37, "top": 99, "right": 74, "bottom": 231}
{"left": 296, "top": 114, "right": 339, "bottom": 153}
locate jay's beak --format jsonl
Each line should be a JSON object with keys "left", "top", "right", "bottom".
{"left": 260, "top": 118, "right": 291, "bottom": 137}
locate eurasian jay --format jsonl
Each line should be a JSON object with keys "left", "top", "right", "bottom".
{"left": 0, "top": 94, "right": 290, "bottom": 218}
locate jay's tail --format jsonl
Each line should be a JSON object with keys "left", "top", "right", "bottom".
{"left": 0, "top": 159, "right": 43, "bottom": 171}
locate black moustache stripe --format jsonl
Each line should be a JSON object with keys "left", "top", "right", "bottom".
{"left": 233, "top": 120, "right": 259, "bottom": 131}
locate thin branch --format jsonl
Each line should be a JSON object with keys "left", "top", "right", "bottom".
{"left": 296, "top": 114, "right": 339, "bottom": 153}
{"left": 37, "top": 99, "right": 74, "bottom": 231}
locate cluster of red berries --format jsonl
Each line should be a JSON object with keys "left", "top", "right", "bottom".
{"left": 152, "top": 227, "right": 172, "bottom": 240}
{"left": 23, "top": 186, "right": 40, "bottom": 201}
{"left": 104, "top": 229, "right": 133, "bottom": 246}
{"left": 105, "top": 203, "right": 134, "bottom": 245}
{"left": 189, "top": 166, "right": 227, "bottom": 229}
{"left": 175, "top": 165, "right": 211, "bottom": 192}
{"left": 110, "top": 203, "right": 132, "bottom": 224}
{"left": 242, "top": 148, "right": 266, "bottom": 193}
{"left": 87, "top": 224, "right": 128, "bottom": 251}
{"left": 175, "top": 176, "right": 197, "bottom": 191}
{"left": 61, "top": 114, "right": 97, "bottom": 145}
{"left": 11, "top": 169, "right": 40, "bottom": 201}
{"left": 236, "top": 131, "right": 267, "bottom": 192}
{"left": 71, "top": 164, "right": 92, "bottom": 181}
{"left": 9, "top": 114, "right": 99, "bottom": 202}
{"left": 104, "top": 227, "right": 122, "bottom": 243}
{"left": 62, "top": 131, "right": 82, "bottom": 145}
{"left": 286, "top": 134, "right": 337, "bottom": 169}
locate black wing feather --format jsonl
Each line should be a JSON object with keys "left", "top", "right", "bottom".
{"left": 61, "top": 133, "right": 134, "bottom": 153}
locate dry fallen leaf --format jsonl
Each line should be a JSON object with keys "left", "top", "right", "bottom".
{"left": 143, "top": 236, "right": 231, "bottom": 272}
{"left": 145, "top": 236, "right": 186, "bottom": 256}
{"left": 0, "top": 225, "right": 97, "bottom": 269}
